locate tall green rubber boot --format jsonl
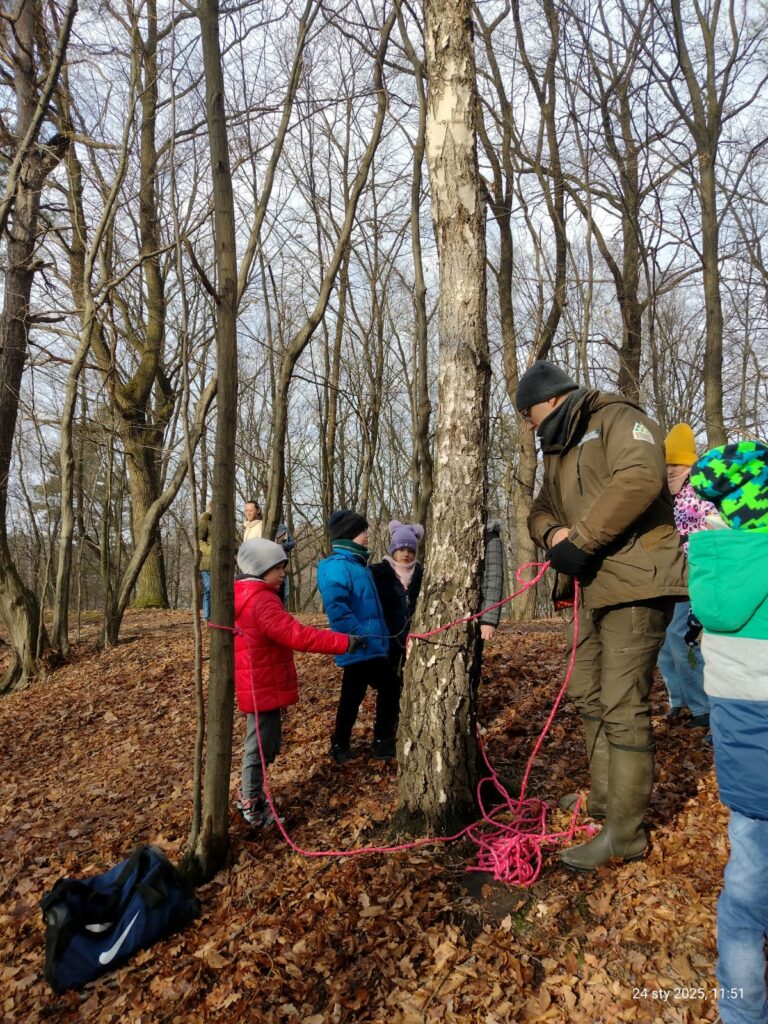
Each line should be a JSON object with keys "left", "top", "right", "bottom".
{"left": 560, "top": 745, "right": 654, "bottom": 872}
{"left": 559, "top": 715, "right": 609, "bottom": 819}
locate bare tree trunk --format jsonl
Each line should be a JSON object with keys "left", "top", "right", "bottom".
{"left": 63, "top": 0, "right": 173, "bottom": 615}
{"left": 399, "top": 14, "right": 434, "bottom": 525}
{"left": 698, "top": 156, "right": 726, "bottom": 444}
{"left": 0, "top": 0, "right": 69, "bottom": 691}
{"left": 124, "top": 425, "right": 170, "bottom": 608}
{"left": 127, "top": 0, "right": 169, "bottom": 607}
{"left": 101, "top": 382, "right": 215, "bottom": 647}
{"left": 51, "top": 41, "right": 140, "bottom": 649}
{"left": 663, "top": 0, "right": 746, "bottom": 444}
{"left": 396, "top": 0, "right": 490, "bottom": 834}
{"left": 185, "top": 0, "right": 239, "bottom": 883}
{"left": 507, "top": 0, "right": 567, "bottom": 358}
{"left": 321, "top": 246, "right": 349, "bottom": 526}
{"left": 475, "top": 3, "right": 556, "bottom": 619}
{"left": 51, "top": 329, "right": 91, "bottom": 654}
{"left": 261, "top": 5, "right": 399, "bottom": 540}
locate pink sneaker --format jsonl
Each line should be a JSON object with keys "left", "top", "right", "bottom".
{"left": 236, "top": 790, "right": 281, "bottom": 828}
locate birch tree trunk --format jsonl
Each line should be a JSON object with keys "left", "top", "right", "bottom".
{"left": 396, "top": 0, "right": 490, "bottom": 834}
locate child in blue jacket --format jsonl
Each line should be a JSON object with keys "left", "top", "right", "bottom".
{"left": 688, "top": 441, "right": 768, "bottom": 1024}
{"left": 317, "top": 509, "right": 397, "bottom": 762}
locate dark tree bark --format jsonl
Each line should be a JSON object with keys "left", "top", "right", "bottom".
{"left": 185, "top": 0, "right": 239, "bottom": 882}
{"left": 0, "top": 0, "right": 73, "bottom": 691}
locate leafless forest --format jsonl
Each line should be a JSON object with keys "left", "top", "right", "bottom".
{"left": 2, "top": 0, "right": 766, "bottom": 678}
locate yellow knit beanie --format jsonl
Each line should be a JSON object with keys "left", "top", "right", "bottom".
{"left": 664, "top": 423, "right": 698, "bottom": 466}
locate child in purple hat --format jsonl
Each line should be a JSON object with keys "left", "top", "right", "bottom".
{"left": 371, "top": 521, "right": 425, "bottom": 692}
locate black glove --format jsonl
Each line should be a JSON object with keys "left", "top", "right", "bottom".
{"left": 684, "top": 612, "right": 702, "bottom": 647}
{"left": 547, "top": 539, "right": 592, "bottom": 577}
{"left": 347, "top": 635, "right": 367, "bottom": 654}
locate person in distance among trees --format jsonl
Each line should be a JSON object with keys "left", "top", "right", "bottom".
{"left": 657, "top": 423, "right": 716, "bottom": 730}
{"left": 197, "top": 501, "right": 213, "bottom": 623}
{"left": 242, "top": 500, "right": 263, "bottom": 543}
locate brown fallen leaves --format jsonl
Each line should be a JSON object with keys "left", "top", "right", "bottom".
{"left": 0, "top": 609, "right": 724, "bottom": 1022}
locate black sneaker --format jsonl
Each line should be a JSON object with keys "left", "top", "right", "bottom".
{"left": 687, "top": 713, "right": 710, "bottom": 729}
{"left": 330, "top": 740, "right": 354, "bottom": 764}
{"left": 371, "top": 737, "right": 396, "bottom": 761}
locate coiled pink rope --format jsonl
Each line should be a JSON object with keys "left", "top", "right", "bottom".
{"left": 210, "top": 561, "right": 594, "bottom": 885}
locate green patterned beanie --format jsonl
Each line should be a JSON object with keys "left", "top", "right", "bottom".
{"left": 690, "top": 441, "right": 768, "bottom": 531}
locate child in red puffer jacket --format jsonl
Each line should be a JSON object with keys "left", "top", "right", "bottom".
{"left": 234, "top": 538, "right": 362, "bottom": 827}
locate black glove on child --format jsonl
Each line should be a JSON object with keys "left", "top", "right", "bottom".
{"left": 546, "top": 539, "right": 592, "bottom": 577}
{"left": 347, "top": 635, "right": 367, "bottom": 654}
{"left": 684, "top": 612, "right": 703, "bottom": 648}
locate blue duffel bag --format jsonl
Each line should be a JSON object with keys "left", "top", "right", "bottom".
{"left": 40, "top": 845, "right": 200, "bottom": 992}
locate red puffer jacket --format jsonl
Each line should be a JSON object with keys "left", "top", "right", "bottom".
{"left": 234, "top": 578, "right": 349, "bottom": 713}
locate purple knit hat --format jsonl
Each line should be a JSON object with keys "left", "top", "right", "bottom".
{"left": 388, "top": 520, "right": 425, "bottom": 555}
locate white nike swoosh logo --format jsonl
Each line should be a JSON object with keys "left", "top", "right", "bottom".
{"left": 98, "top": 910, "right": 140, "bottom": 965}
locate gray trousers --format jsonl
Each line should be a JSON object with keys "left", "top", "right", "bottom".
{"left": 241, "top": 709, "right": 282, "bottom": 803}
{"left": 566, "top": 599, "right": 672, "bottom": 751}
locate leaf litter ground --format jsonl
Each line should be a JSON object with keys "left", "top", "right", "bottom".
{"left": 0, "top": 611, "right": 724, "bottom": 1023}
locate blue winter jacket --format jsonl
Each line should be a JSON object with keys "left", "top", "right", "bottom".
{"left": 688, "top": 529, "right": 768, "bottom": 821}
{"left": 317, "top": 544, "right": 390, "bottom": 666}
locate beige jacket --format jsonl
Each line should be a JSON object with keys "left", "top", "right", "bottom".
{"left": 528, "top": 391, "right": 688, "bottom": 609}
{"left": 243, "top": 518, "right": 263, "bottom": 543}
{"left": 198, "top": 511, "right": 212, "bottom": 571}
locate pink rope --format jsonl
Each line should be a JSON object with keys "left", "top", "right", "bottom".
{"left": 210, "top": 561, "right": 594, "bottom": 885}
{"left": 463, "top": 591, "right": 597, "bottom": 884}
{"left": 405, "top": 560, "right": 550, "bottom": 654}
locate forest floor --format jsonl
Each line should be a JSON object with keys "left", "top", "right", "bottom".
{"left": 0, "top": 609, "right": 725, "bottom": 1024}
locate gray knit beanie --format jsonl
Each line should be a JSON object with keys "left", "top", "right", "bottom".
{"left": 515, "top": 361, "right": 579, "bottom": 412}
{"left": 237, "top": 539, "right": 288, "bottom": 578}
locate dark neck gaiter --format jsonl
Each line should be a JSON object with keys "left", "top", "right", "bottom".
{"left": 538, "top": 387, "right": 588, "bottom": 454}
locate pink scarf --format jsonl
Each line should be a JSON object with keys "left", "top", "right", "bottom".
{"left": 384, "top": 554, "right": 417, "bottom": 590}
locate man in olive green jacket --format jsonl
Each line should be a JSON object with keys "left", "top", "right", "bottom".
{"left": 516, "top": 361, "right": 687, "bottom": 870}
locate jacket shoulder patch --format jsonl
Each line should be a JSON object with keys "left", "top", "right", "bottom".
{"left": 578, "top": 428, "right": 602, "bottom": 446}
{"left": 632, "top": 422, "right": 655, "bottom": 444}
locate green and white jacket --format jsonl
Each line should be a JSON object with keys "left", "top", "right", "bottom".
{"left": 689, "top": 529, "right": 768, "bottom": 819}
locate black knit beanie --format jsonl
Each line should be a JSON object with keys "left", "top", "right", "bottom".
{"left": 515, "top": 361, "right": 579, "bottom": 412}
{"left": 328, "top": 509, "right": 369, "bottom": 542}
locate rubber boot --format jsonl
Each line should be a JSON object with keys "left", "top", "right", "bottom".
{"left": 560, "top": 745, "right": 653, "bottom": 872}
{"left": 559, "top": 716, "right": 609, "bottom": 819}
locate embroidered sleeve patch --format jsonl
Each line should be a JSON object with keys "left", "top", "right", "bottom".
{"left": 632, "top": 422, "right": 655, "bottom": 444}
{"left": 578, "top": 429, "right": 602, "bottom": 446}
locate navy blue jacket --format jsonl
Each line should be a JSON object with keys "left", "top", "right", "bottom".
{"left": 371, "top": 559, "right": 423, "bottom": 661}
{"left": 317, "top": 545, "right": 389, "bottom": 666}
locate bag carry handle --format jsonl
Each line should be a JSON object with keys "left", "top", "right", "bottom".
{"left": 42, "top": 846, "right": 151, "bottom": 931}
{"left": 113, "top": 845, "right": 149, "bottom": 889}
